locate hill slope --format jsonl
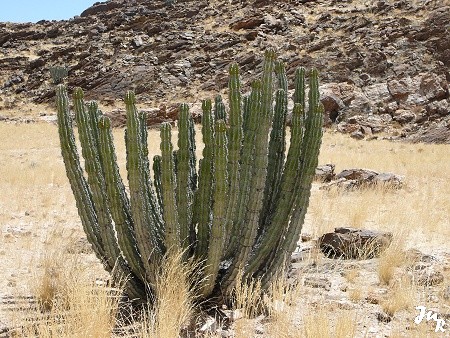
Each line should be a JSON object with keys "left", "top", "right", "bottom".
{"left": 0, "top": 0, "right": 448, "bottom": 141}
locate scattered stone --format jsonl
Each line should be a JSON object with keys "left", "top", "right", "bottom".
{"left": 199, "top": 316, "right": 219, "bottom": 333}
{"left": 304, "top": 276, "right": 332, "bottom": 291}
{"left": 318, "top": 227, "right": 393, "bottom": 259}
{"left": 376, "top": 312, "right": 392, "bottom": 323}
{"left": 350, "top": 130, "right": 365, "bottom": 140}
{"left": 301, "top": 233, "right": 313, "bottom": 242}
{"left": 315, "top": 164, "right": 335, "bottom": 182}
{"left": 366, "top": 293, "right": 381, "bottom": 305}
{"left": 442, "top": 286, "right": 450, "bottom": 301}
{"left": 415, "top": 269, "right": 445, "bottom": 286}
{"left": 321, "top": 168, "right": 404, "bottom": 190}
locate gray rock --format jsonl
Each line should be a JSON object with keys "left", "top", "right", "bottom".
{"left": 315, "top": 164, "right": 335, "bottom": 182}
{"left": 304, "top": 276, "right": 332, "bottom": 291}
{"left": 393, "top": 109, "right": 416, "bottom": 124}
{"left": 415, "top": 269, "right": 445, "bottom": 286}
{"left": 419, "top": 73, "right": 448, "bottom": 101}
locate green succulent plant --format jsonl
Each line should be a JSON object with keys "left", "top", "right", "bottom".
{"left": 49, "top": 66, "right": 68, "bottom": 85}
{"left": 56, "top": 49, "right": 323, "bottom": 305}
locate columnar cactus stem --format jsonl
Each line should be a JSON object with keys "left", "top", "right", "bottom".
{"left": 245, "top": 102, "right": 305, "bottom": 277}
{"left": 193, "top": 99, "right": 215, "bottom": 258}
{"left": 56, "top": 86, "right": 105, "bottom": 260}
{"left": 224, "top": 63, "right": 243, "bottom": 246}
{"left": 223, "top": 50, "right": 277, "bottom": 292}
{"left": 73, "top": 89, "right": 120, "bottom": 270}
{"left": 160, "top": 122, "right": 180, "bottom": 250}
{"left": 214, "top": 95, "right": 226, "bottom": 122}
{"left": 57, "top": 86, "right": 146, "bottom": 301}
{"left": 98, "top": 116, "right": 144, "bottom": 278}
{"left": 153, "top": 155, "right": 163, "bottom": 212}
{"left": 177, "top": 104, "right": 194, "bottom": 249}
{"left": 202, "top": 119, "right": 228, "bottom": 296}
{"left": 225, "top": 80, "right": 261, "bottom": 259}
{"left": 125, "top": 92, "right": 162, "bottom": 277}
{"left": 261, "top": 86, "right": 287, "bottom": 230}
{"left": 261, "top": 69, "right": 323, "bottom": 286}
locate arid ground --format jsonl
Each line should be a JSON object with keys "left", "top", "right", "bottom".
{"left": 0, "top": 121, "right": 448, "bottom": 337}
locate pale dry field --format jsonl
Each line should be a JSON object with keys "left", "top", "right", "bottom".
{"left": 0, "top": 122, "right": 448, "bottom": 337}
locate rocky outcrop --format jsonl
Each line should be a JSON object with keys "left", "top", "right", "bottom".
{"left": 0, "top": 0, "right": 448, "bottom": 142}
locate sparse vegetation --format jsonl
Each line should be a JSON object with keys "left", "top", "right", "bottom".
{"left": 1, "top": 112, "right": 448, "bottom": 337}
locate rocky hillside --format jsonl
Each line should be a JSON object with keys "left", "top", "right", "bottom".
{"left": 0, "top": 0, "right": 449, "bottom": 142}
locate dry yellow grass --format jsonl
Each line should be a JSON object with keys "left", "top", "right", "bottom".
{"left": 303, "top": 309, "right": 357, "bottom": 338}
{"left": 307, "top": 131, "right": 450, "bottom": 252}
{"left": 263, "top": 272, "right": 303, "bottom": 338}
{"left": 135, "top": 249, "right": 201, "bottom": 338}
{"left": 381, "top": 279, "right": 417, "bottom": 317}
{"left": 13, "top": 241, "right": 122, "bottom": 338}
{"left": 377, "top": 232, "right": 408, "bottom": 285}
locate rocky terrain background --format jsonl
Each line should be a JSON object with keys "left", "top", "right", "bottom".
{"left": 0, "top": 0, "right": 449, "bottom": 142}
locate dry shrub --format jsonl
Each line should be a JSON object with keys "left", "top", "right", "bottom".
{"left": 381, "top": 279, "right": 416, "bottom": 317}
{"left": 20, "top": 258, "right": 122, "bottom": 337}
{"left": 264, "top": 272, "right": 303, "bottom": 338}
{"left": 136, "top": 249, "right": 202, "bottom": 338}
{"left": 343, "top": 266, "right": 360, "bottom": 283}
{"left": 303, "top": 309, "right": 357, "bottom": 338}
{"left": 348, "top": 287, "right": 363, "bottom": 303}
{"left": 232, "top": 270, "right": 263, "bottom": 319}
{"left": 377, "top": 232, "right": 407, "bottom": 285}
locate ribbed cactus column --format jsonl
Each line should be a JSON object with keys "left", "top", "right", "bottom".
{"left": 225, "top": 80, "right": 261, "bottom": 259}
{"left": 125, "top": 92, "right": 162, "bottom": 280}
{"left": 160, "top": 122, "right": 180, "bottom": 251}
{"left": 261, "top": 69, "right": 323, "bottom": 286}
{"left": 222, "top": 50, "right": 277, "bottom": 293}
{"left": 201, "top": 119, "right": 228, "bottom": 296}
{"left": 57, "top": 86, "right": 147, "bottom": 301}
{"left": 97, "top": 116, "right": 144, "bottom": 278}
{"left": 176, "top": 104, "right": 194, "bottom": 250}
{"left": 193, "top": 99, "right": 215, "bottom": 259}
{"left": 224, "top": 63, "right": 243, "bottom": 247}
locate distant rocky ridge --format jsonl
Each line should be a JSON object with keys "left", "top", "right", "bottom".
{"left": 0, "top": 0, "right": 448, "bottom": 142}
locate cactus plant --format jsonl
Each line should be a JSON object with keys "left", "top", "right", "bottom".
{"left": 50, "top": 66, "right": 68, "bottom": 84}
{"left": 56, "top": 49, "right": 323, "bottom": 306}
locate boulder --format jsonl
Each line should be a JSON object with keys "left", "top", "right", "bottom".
{"left": 315, "top": 164, "right": 335, "bottom": 182}
{"left": 387, "top": 79, "right": 410, "bottom": 100}
{"left": 321, "top": 168, "right": 404, "bottom": 190}
{"left": 419, "top": 73, "right": 448, "bottom": 101}
{"left": 318, "top": 227, "right": 393, "bottom": 259}
{"left": 393, "top": 109, "right": 416, "bottom": 124}
{"left": 336, "top": 168, "right": 378, "bottom": 181}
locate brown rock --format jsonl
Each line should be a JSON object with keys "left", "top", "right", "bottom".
{"left": 415, "top": 269, "right": 445, "bottom": 286}
{"left": 336, "top": 169, "right": 378, "bottom": 181}
{"left": 230, "top": 17, "right": 264, "bottom": 30}
{"left": 318, "top": 227, "right": 393, "bottom": 259}
{"left": 387, "top": 79, "right": 411, "bottom": 100}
